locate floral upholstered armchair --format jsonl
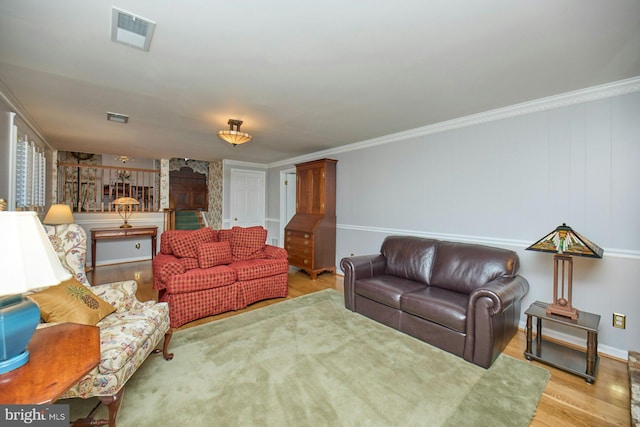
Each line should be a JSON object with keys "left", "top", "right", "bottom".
{"left": 40, "top": 223, "right": 173, "bottom": 427}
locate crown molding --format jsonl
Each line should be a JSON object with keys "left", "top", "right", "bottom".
{"left": 0, "top": 75, "right": 51, "bottom": 149}
{"left": 223, "top": 159, "right": 267, "bottom": 169}
{"left": 269, "top": 76, "right": 640, "bottom": 168}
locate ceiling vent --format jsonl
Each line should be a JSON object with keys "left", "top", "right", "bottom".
{"left": 111, "top": 8, "right": 155, "bottom": 51}
{"left": 107, "top": 112, "right": 129, "bottom": 123}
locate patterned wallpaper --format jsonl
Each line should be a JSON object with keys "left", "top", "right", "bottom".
{"left": 207, "top": 161, "right": 223, "bottom": 229}
{"left": 160, "top": 159, "right": 169, "bottom": 210}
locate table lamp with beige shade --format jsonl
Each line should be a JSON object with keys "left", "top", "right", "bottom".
{"left": 111, "top": 197, "right": 140, "bottom": 228}
{"left": 43, "top": 204, "right": 74, "bottom": 226}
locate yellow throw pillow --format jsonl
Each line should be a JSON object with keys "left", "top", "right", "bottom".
{"left": 28, "top": 278, "right": 115, "bottom": 326}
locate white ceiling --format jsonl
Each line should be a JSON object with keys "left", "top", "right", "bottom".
{"left": 1, "top": 1, "right": 639, "bottom": 164}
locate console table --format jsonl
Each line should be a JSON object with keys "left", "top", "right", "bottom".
{"left": 0, "top": 323, "right": 100, "bottom": 404}
{"left": 90, "top": 225, "right": 158, "bottom": 269}
{"left": 524, "top": 300, "right": 600, "bottom": 383}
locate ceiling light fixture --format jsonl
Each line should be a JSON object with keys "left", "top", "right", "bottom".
{"left": 107, "top": 112, "right": 129, "bottom": 123}
{"left": 217, "top": 119, "right": 253, "bottom": 147}
{"left": 114, "top": 155, "right": 134, "bottom": 164}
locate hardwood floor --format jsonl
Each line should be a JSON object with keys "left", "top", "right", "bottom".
{"left": 91, "top": 260, "right": 631, "bottom": 426}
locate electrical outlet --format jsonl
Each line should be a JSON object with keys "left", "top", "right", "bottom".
{"left": 613, "top": 313, "right": 626, "bottom": 329}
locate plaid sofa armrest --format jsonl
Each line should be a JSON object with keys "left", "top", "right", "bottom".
{"left": 264, "top": 245, "right": 288, "bottom": 259}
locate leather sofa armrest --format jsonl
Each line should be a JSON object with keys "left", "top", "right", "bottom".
{"left": 468, "top": 275, "right": 529, "bottom": 316}
{"left": 465, "top": 274, "right": 529, "bottom": 368}
{"left": 340, "top": 254, "right": 386, "bottom": 310}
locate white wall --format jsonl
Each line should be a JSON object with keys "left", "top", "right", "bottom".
{"left": 267, "top": 82, "right": 640, "bottom": 359}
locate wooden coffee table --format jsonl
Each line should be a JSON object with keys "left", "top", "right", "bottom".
{"left": 0, "top": 323, "right": 100, "bottom": 404}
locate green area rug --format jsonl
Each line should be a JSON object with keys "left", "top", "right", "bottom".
{"left": 65, "top": 289, "right": 550, "bottom": 426}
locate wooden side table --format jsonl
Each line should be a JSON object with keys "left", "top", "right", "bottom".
{"left": 524, "top": 301, "right": 600, "bottom": 383}
{"left": 90, "top": 225, "right": 158, "bottom": 269}
{"left": 0, "top": 323, "right": 100, "bottom": 404}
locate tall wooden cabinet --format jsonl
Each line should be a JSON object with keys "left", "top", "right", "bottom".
{"left": 285, "top": 158, "right": 337, "bottom": 280}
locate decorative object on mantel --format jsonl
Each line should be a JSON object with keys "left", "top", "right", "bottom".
{"left": 526, "top": 223, "right": 603, "bottom": 319}
{"left": 217, "top": 119, "right": 252, "bottom": 146}
{"left": 43, "top": 204, "right": 74, "bottom": 226}
{"left": 111, "top": 197, "right": 140, "bottom": 228}
{"left": 0, "top": 211, "right": 72, "bottom": 374}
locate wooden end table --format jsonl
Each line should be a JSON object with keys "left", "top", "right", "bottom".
{"left": 0, "top": 323, "right": 100, "bottom": 404}
{"left": 524, "top": 301, "right": 600, "bottom": 383}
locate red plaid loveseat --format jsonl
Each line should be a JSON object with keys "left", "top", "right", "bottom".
{"left": 152, "top": 226, "right": 289, "bottom": 328}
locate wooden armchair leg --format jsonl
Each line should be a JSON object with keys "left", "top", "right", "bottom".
{"left": 152, "top": 329, "right": 174, "bottom": 360}
{"left": 99, "top": 388, "right": 125, "bottom": 427}
{"left": 70, "top": 389, "right": 124, "bottom": 427}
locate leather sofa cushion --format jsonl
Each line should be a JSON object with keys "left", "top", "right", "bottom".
{"left": 401, "top": 287, "right": 468, "bottom": 333}
{"left": 430, "top": 241, "right": 519, "bottom": 294}
{"left": 381, "top": 236, "right": 438, "bottom": 285}
{"left": 355, "top": 275, "right": 425, "bottom": 309}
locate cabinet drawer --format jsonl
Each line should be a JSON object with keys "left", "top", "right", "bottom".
{"left": 286, "top": 230, "right": 312, "bottom": 239}
{"left": 289, "top": 254, "right": 313, "bottom": 268}
{"left": 286, "top": 236, "right": 312, "bottom": 248}
{"left": 285, "top": 244, "right": 313, "bottom": 258}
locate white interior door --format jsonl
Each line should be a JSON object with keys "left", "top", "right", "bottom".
{"left": 229, "top": 169, "right": 265, "bottom": 227}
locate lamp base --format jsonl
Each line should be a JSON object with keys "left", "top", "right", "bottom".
{"left": 546, "top": 303, "right": 579, "bottom": 320}
{"left": 119, "top": 223, "right": 132, "bottom": 228}
{"left": 0, "top": 294, "right": 41, "bottom": 375}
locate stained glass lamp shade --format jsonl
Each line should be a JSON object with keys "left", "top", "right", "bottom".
{"left": 526, "top": 223, "right": 603, "bottom": 319}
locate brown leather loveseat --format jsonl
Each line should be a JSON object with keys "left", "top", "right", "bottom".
{"left": 340, "top": 236, "right": 529, "bottom": 368}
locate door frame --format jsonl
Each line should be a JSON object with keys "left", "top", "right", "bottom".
{"left": 279, "top": 167, "right": 296, "bottom": 248}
